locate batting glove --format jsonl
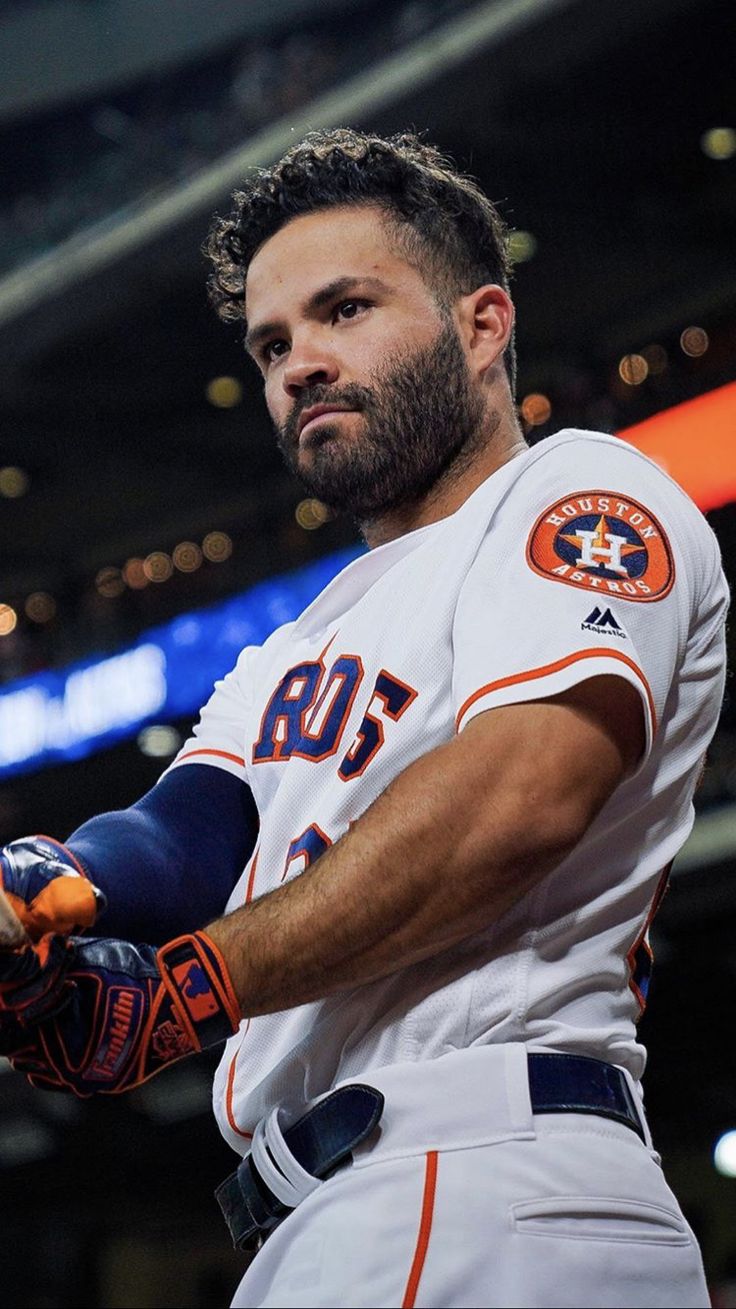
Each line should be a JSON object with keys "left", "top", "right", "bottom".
{"left": 0, "top": 837, "right": 105, "bottom": 941}
{"left": 0, "top": 931, "right": 240, "bottom": 1096}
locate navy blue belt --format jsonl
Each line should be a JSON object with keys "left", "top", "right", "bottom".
{"left": 216, "top": 1053, "right": 645, "bottom": 1251}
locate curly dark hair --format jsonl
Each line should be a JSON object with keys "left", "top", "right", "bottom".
{"left": 204, "top": 127, "right": 516, "bottom": 391}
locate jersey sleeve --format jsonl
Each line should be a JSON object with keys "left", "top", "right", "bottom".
{"left": 167, "top": 644, "right": 257, "bottom": 782}
{"left": 452, "top": 433, "right": 720, "bottom": 763}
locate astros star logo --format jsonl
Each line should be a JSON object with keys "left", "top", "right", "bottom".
{"left": 526, "top": 490, "right": 675, "bottom": 602}
{"left": 559, "top": 513, "right": 645, "bottom": 577}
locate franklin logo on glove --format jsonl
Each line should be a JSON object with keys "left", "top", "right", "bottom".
{"left": 89, "top": 988, "right": 143, "bottom": 1082}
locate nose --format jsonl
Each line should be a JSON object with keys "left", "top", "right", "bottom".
{"left": 282, "top": 336, "right": 339, "bottom": 397}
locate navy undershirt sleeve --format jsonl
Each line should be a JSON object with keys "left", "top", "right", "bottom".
{"left": 66, "top": 764, "right": 259, "bottom": 944}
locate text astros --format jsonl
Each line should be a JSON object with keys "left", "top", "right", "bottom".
{"left": 526, "top": 489, "right": 675, "bottom": 602}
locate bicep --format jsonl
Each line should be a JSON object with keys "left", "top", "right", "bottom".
{"left": 458, "top": 673, "right": 645, "bottom": 852}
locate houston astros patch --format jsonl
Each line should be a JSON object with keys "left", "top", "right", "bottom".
{"left": 526, "top": 490, "right": 675, "bottom": 601}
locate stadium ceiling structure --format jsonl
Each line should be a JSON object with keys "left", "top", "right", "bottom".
{"left": 0, "top": 0, "right": 731, "bottom": 603}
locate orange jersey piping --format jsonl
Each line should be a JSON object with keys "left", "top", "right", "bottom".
{"left": 244, "top": 849, "right": 259, "bottom": 904}
{"left": 224, "top": 1026, "right": 253, "bottom": 1141}
{"left": 174, "top": 747, "right": 245, "bottom": 768}
{"left": 456, "top": 647, "right": 656, "bottom": 735}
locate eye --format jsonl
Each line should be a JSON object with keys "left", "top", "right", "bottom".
{"left": 333, "top": 299, "right": 371, "bottom": 322}
{"left": 263, "top": 339, "right": 289, "bottom": 365}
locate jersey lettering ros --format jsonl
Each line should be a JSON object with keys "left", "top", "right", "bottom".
{"left": 170, "top": 430, "right": 728, "bottom": 1152}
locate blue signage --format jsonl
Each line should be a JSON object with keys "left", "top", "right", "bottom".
{"left": 0, "top": 546, "right": 363, "bottom": 780}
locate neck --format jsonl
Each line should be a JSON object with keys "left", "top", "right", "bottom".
{"left": 360, "top": 409, "right": 528, "bottom": 549}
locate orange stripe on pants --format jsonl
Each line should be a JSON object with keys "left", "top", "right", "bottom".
{"left": 402, "top": 1150, "right": 438, "bottom": 1309}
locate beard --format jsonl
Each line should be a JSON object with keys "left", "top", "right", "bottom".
{"left": 273, "top": 315, "right": 489, "bottom": 526}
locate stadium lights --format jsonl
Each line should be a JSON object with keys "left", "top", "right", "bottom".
{"left": 508, "top": 230, "right": 537, "bottom": 263}
{"left": 173, "top": 541, "right": 202, "bottom": 572}
{"left": 24, "top": 593, "right": 56, "bottom": 624}
{"left": 0, "top": 466, "right": 29, "bottom": 497}
{"left": 680, "top": 326, "right": 709, "bottom": 357}
{"left": 0, "top": 605, "right": 17, "bottom": 636}
{"left": 202, "top": 531, "right": 232, "bottom": 562}
{"left": 123, "top": 557, "right": 148, "bottom": 590}
{"left": 295, "top": 499, "right": 329, "bottom": 530}
{"left": 714, "top": 1131, "right": 736, "bottom": 1178}
{"left": 96, "top": 567, "right": 126, "bottom": 598}
{"left": 520, "top": 393, "right": 551, "bottom": 426}
{"left": 206, "top": 376, "right": 243, "bottom": 408}
{"left": 143, "top": 551, "right": 174, "bottom": 583}
{"left": 618, "top": 354, "right": 648, "bottom": 386}
{"left": 95, "top": 535, "right": 229, "bottom": 601}
{"left": 137, "top": 725, "right": 181, "bottom": 758}
{"left": 700, "top": 127, "right": 736, "bottom": 160}
{"left": 641, "top": 344, "right": 668, "bottom": 375}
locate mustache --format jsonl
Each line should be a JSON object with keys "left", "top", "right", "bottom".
{"left": 281, "top": 383, "right": 374, "bottom": 445}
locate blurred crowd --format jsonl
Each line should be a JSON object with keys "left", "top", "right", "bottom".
{"left": 0, "top": 0, "right": 470, "bottom": 276}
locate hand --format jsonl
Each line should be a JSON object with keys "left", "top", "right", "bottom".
{"left": 0, "top": 838, "right": 105, "bottom": 941}
{"left": 0, "top": 931, "right": 240, "bottom": 1096}
{"left": 0, "top": 932, "right": 74, "bottom": 1025}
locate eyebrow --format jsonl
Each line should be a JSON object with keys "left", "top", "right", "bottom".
{"left": 244, "top": 275, "right": 392, "bottom": 357}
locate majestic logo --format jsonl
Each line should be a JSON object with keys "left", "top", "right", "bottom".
{"left": 526, "top": 490, "right": 674, "bottom": 602}
{"left": 581, "top": 606, "right": 626, "bottom": 638}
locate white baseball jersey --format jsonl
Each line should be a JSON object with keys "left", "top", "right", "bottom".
{"left": 170, "top": 429, "right": 728, "bottom": 1155}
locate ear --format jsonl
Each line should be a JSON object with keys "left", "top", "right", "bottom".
{"left": 457, "top": 285, "right": 515, "bottom": 379}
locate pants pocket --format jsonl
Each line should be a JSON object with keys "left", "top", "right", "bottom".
{"left": 510, "top": 1195, "right": 693, "bottom": 1245}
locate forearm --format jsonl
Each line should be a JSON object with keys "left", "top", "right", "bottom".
{"left": 206, "top": 727, "right": 573, "bottom": 1015}
{"left": 206, "top": 680, "right": 636, "bottom": 1017}
{"left": 67, "top": 765, "right": 259, "bottom": 942}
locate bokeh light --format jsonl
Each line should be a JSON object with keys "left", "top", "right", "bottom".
{"left": 0, "top": 466, "right": 30, "bottom": 498}
{"left": 641, "top": 344, "right": 668, "bottom": 375}
{"left": 618, "top": 354, "right": 649, "bottom": 386}
{"left": 714, "top": 1130, "right": 736, "bottom": 1178}
{"left": 520, "top": 393, "right": 551, "bottom": 426}
{"left": 202, "top": 531, "right": 233, "bottom": 562}
{"left": 122, "top": 558, "right": 148, "bottom": 590}
{"left": 172, "top": 541, "right": 203, "bottom": 573}
{"left": 137, "top": 725, "right": 181, "bottom": 758}
{"left": 295, "top": 499, "right": 329, "bottom": 530}
{"left": 95, "top": 566, "right": 126, "bottom": 598}
{"left": 143, "top": 551, "right": 174, "bottom": 583}
{"left": 700, "top": 126, "right": 736, "bottom": 161}
{"left": 0, "top": 605, "right": 17, "bottom": 636}
{"left": 206, "top": 376, "right": 243, "bottom": 408}
{"left": 680, "top": 326, "right": 709, "bottom": 357}
{"left": 508, "top": 230, "right": 537, "bottom": 263}
{"left": 24, "top": 592, "right": 56, "bottom": 623}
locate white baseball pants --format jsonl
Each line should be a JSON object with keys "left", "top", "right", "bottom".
{"left": 230, "top": 1045, "right": 709, "bottom": 1308}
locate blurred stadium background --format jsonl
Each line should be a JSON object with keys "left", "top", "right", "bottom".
{"left": 0, "top": 0, "right": 734, "bottom": 1304}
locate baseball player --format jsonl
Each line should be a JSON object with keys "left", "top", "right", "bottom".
{"left": 0, "top": 130, "right": 728, "bottom": 1309}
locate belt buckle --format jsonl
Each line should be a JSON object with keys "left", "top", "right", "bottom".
{"left": 216, "top": 1082, "right": 384, "bottom": 1250}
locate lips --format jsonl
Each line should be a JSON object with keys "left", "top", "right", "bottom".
{"left": 297, "top": 405, "right": 355, "bottom": 438}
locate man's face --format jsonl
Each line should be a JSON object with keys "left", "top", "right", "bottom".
{"left": 245, "top": 205, "right": 485, "bottom": 523}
